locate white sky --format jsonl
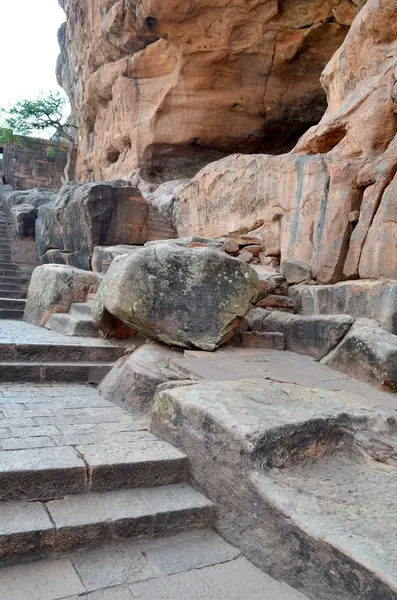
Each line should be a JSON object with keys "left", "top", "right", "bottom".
{"left": 0, "top": 0, "right": 69, "bottom": 135}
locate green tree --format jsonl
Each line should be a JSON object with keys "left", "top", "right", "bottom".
{"left": 0, "top": 91, "right": 76, "bottom": 183}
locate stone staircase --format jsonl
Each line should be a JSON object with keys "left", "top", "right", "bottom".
{"left": 0, "top": 378, "right": 309, "bottom": 599}
{"left": 47, "top": 299, "right": 99, "bottom": 337}
{"left": 0, "top": 206, "right": 38, "bottom": 319}
{"left": 0, "top": 320, "right": 132, "bottom": 384}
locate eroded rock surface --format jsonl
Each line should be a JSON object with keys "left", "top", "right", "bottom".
{"left": 57, "top": 0, "right": 361, "bottom": 181}
{"left": 92, "top": 244, "right": 258, "bottom": 350}
{"left": 151, "top": 377, "right": 397, "bottom": 600}
{"left": 24, "top": 264, "right": 101, "bottom": 326}
{"left": 175, "top": 0, "right": 397, "bottom": 282}
{"left": 36, "top": 181, "right": 148, "bottom": 270}
{"left": 322, "top": 318, "right": 397, "bottom": 389}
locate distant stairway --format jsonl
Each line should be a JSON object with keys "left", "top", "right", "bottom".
{"left": 0, "top": 206, "right": 39, "bottom": 320}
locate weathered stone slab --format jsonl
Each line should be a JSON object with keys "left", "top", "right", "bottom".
{"left": 93, "top": 244, "right": 258, "bottom": 350}
{"left": 99, "top": 342, "right": 182, "bottom": 414}
{"left": 321, "top": 318, "right": 397, "bottom": 389}
{"left": 76, "top": 440, "right": 187, "bottom": 491}
{"left": 262, "top": 312, "right": 354, "bottom": 360}
{"left": 151, "top": 378, "right": 397, "bottom": 600}
{"left": 0, "top": 446, "right": 87, "bottom": 500}
{"left": 289, "top": 280, "right": 397, "bottom": 335}
{"left": 91, "top": 245, "right": 141, "bottom": 273}
{"left": 0, "top": 559, "right": 85, "bottom": 599}
{"left": 282, "top": 260, "right": 312, "bottom": 284}
{"left": 36, "top": 181, "right": 149, "bottom": 270}
{"left": 0, "top": 500, "right": 54, "bottom": 559}
{"left": 242, "top": 331, "right": 285, "bottom": 350}
{"left": 24, "top": 264, "right": 101, "bottom": 326}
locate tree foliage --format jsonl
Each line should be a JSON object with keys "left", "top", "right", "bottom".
{"left": 0, "top": 92, "right": 76, "bottom": 182}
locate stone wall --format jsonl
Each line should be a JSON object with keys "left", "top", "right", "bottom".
{"left": 1, "top": 137, "right": 76, "bottom": 191}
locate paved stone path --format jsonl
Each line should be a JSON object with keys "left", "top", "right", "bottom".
{"left": 0, "top": 529, "right": 308, "bottom": 599}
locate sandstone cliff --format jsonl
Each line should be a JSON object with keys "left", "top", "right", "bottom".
{"left": 175, "top": 0, "right": 397, "bottom": 283}
{"left": 57, "top": 0, "right": 360, "bottom": 182}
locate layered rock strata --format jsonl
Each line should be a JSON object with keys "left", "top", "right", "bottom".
{"left": 57, "top": 0, "right": 360, "bottom": 181}
{"left": 175, "top": 0, "right": 397, "bottom": 282}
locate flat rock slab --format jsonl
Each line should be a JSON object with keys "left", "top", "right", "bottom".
{"left": 0, "top": 529, "right": 308, "bottom": 599}
{"left": 151, "top": 378, "right": 397, "bottom": 599}
{"left": 152, "top": 378, "right": 378, "bottom": 458}
{"left": 168, "top": 349, "right": 397, "bottom": 413}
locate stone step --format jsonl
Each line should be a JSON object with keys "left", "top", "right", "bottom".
{"left": 0, "top": 439, "right": 187, "bottom": 501}
{"left": 0, "top": 309, "right": 24, "bottom": 320}
{"left": 70, "top": 300, "right": 94, "bottom": 317}
{"left": 0, "top": 290, "right": 27, "bottom": 298}
{"left": 0, "top": 341, "right": 126, "bottom": 362}
{"left": 0, "top": 484, "right": 212, "bottom": 561}
{"left": 0, "top": 530, "right": 306, "bottom": 600}
{"left": 47, "top": 312, "right": 100, "bottom": 338}
{"left": 0, "top": 281, "right": 28, "bottom": 291}
{"left": 0, "top": 276, "right": 29, "bottom": 285}
{"left": 0, "top": 298, "right": 26, "bottom": 310}
{"left": 0, "top": 268, "right": 18, "bottom": 276}
{"left": 0, "top": 361, "right": 114, "bottom": 383}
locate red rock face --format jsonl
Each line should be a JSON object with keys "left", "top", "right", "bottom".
{"left": 176, "top": 0, "right": 397, "bottom": 282}
{"left": 57, "top": 0, "right": 359, "bottom": 182}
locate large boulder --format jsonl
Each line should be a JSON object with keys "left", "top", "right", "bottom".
{"left": 36, "top": 181, "right": 149, "bottom": 270}
{"left": 92, "top": 244, "right": 258, "bottom": 350}
{"left": 57, "top": 0, "right": 360, "bottom": 182}
{"left": 321, "top": 318, "right": 397, "bottom": 390}
{"left": 174, "top": 0, "right": 397, "bottom": 283}
{"left": 24, "top": 264, "right": 102, "bottom": 326}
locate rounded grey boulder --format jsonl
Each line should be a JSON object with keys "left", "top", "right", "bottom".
{"left": 92, "top": 243, "right": 259, "bottom": 350}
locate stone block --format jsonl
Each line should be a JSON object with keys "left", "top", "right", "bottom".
{"left": 99, "top": 342, "right": 182, "bottom": 414}
{"left": 242, "top": 331, "right": 285, "bottom": 350}
{"left": 36, "top": 181, "right": 149, "bottom": 270}
{"left": 282, "top": 260, "right": 312, "bottom": 284}
{"left": 91, "top": 245, "right": 141, "bottom": 273}
{"left": 0, "top": 446, "right": 87, "bottom": 501}
{"left": 0, "top": 501, "right": 54, "bottom": 559}
{"left": 321, "top": 318, "right": 397, "bottom": 389}
{"left": 262, "top": 312, "right": 354, "bottom": 360}
{"left": 289, "top": 280, "right": 397, "bottom": 335}
{"left": 256, "top": 294, "right": 295, "bottom": 312}
{"left": 76, "top": 440, "right": 187, "bottom": 491}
